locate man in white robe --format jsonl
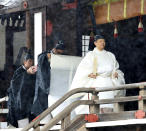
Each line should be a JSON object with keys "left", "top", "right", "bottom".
{"left": 69, "top": 35, "right": 125, "bottom": 114}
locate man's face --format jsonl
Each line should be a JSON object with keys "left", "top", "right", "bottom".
{"left": 94, "top": 39, "right": 105, "bottom": 51}
{"left": 52, "top": 48, "right": 64, "bottom": 54}
{"left": 24, "top": 59, "right": 33, "bottom": 69}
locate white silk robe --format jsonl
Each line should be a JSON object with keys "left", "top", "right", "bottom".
{"left": 48, "top": 54, "right": 82, "bottom": 117}
{"left": 69, "top": 48, "right": 125, "bottom": 114}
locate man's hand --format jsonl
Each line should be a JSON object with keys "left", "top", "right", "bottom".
{"left": 113, "top": 72, "right": 118, "bottom": 78}
{"left": 27, "top": 66, "right": 37, "bottom": 74}
{"left": 88, "top": 73, "right": 97, "bottom": 79}
{"left": 47, "top": 53, "right": 51, "bottom": 59}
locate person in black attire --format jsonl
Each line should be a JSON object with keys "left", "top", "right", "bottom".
{"left": 31, "top": 40, "right": 65, "bottom": 117}
{"left": 47, "top": 40, "right": 65, "bottom": 58}
{"left": 7, "top": 52, "right": 37, "bottom": 127}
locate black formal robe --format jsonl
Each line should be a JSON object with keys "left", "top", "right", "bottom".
{"left": 7, "top": 66, "right": 36, "bottom": 127}
{"left": 31, "top": 51, "right": 50, "bottom": 117}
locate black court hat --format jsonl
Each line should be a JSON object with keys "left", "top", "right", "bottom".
{"left": 54, "top": 40, "right": 65, "bottom": 50}
{"left": 94, "top": 35, "right": 104, "bottom": 42}
{"left": 23, "top": 50, "right": 33, "bottom": 61}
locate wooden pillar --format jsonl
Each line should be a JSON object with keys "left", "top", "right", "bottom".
{"left": 42, "top": 7, "right": 46, "bottom": 51}
{"left": 89, "top": 92, "right": 99, "bottom": 114}
{"left": 26, "top": 11, "right": 34, "bottom": 50}
{"left": 77, "top": 125, "right": 89, "bottom": 131}
{"left": 5, "top": 28, "right": 13, "bottom": 67}
{"left": 114, "top": 96, "right": 124, "bottom": 113}
{"left": 138, "top": 85, "right": 146, "bottom": 110}
{"left": 61, "top": 114, "right": 71, "bottom": 130}
{"left": 34, "top": 121, "right": 40, "bottom": 131}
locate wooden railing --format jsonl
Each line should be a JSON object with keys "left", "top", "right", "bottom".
{"left": 22, "top": 82, "right": 146, "bottom": 131}
{"left": 0, "top": 96, "right": 8, "bottom": 128}
{"left": 0, "top": 96, "right": 8, "bottom": 104}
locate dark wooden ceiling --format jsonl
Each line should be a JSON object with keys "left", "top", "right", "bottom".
{"left": 0, "top": 0, "right": 60, "bottom": 14}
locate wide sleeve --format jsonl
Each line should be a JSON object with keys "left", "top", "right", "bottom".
{"left": 110, "top": 53, "right": 125, "bottom": 85}
{"left": 109, "top": 52, "right": 126, "bottom": 97}
{"left": 12, "top": 66, "right": 26, "bottom": 81}
{"left": 69, "top": 52, "right": 94, "bottom": 91}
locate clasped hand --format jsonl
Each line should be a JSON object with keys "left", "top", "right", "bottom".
{"left": 88, "top": 72, "right": 118, "bottom": 79}
{"left": 27, "top": 66, "right": 37, "bottom": 74}
{"left": 113, "top": 72, "right": 118, "bottom": 78}
{"left": 88, "top": 73, "right": 97, "bottom": 79}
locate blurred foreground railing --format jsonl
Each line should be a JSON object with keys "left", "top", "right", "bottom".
{"left": 22, "top": 82, "right": 146, "bottom": 131}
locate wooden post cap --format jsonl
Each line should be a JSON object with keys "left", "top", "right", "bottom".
{"left": 32, "top": 115, "right": 40, "bottom": 122}
{"left": 139, "top": 85, "right": 144, "bottom": 89}
{"left": 135, "top": 110, "right": 146, "bottom": 119}
{"left": 23, "top": 1, "right": 28, "bottom": 9}
{"left": 85, "top": 114, "right": 99, "bottom": 122}
{"left": 138, "top": 95, "right": 142, "bottom": 100}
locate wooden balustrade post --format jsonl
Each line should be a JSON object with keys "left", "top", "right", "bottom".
{"left": 34, "top": 121, "right": 40, "bottom": 131}
{"left": 138, "top": 85, "right": 146, "bottom": 110}
{"left": 77, "top": 125, "right": 89, "bottom": 131}
{"left": 89, "top": 91, "right": 99, "bottom": 114}
{"left": 61, "top": 113, "right": 71, "bottom": 130}
{"left": 114, "top": 96, "right": 124, "bottom": 113}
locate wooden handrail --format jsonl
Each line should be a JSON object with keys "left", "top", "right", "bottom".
{"left": 22, "top": 82, "right": 146, "bottom": 131}
{"left": 95, "top": 82, "right": 146, "bottom": 92}
{"left": 42, "top": 96, "right": 146, "bottom": 131}
{"left": 41, "top": 100, "right": 94, "bottom": 131}
{"left": 95, "top": 95, "right": 146, "bottom": 104}
{"left": 22, "top": 88, "right": 96, "bottom": 131}
{"left": 0, "top": 96, "right": 8, "bottom": 104}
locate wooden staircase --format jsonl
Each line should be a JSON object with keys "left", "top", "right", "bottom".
{"left": 1, "top": 83, "right": 146, "bottom": 131}
{"left": 0, "top": 96, "right": 61, "bottom": 130}
{"left": 22, "top": 82, "right": 146, "bottom": 131}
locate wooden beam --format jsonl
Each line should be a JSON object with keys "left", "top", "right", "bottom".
{"left": 27, "top": 0, "right": 59, "bottom": 10}
{"left": 0, "top": 7, "right": 22, "bottom": 14}
{"left": 98, "top": 111, "right": 135, "bottom": 121}
{"left": 95, "top": 95, "right": 146, "bottom": 105}
{"left": 94, "top": 0, "right": 146, "bottom": 24}
{"left": 0, "top": 0, "right": 60, "bottom": 15}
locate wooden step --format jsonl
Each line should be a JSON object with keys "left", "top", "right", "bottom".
{"left": 0, "top": 96, "right": 8, "bottom": 103}
{"left": 2, "top": 119, "right": 146, "bottom": 130}
{"left": 86, "top": 118, "right": 146, "bottom": 128}
{"left": 0, "top": 122, "right": 60, "bottom": 131}
{"left": 0, "top": 109, "right": 8, "bottom": 114}
{"left": 0, "top": 122, "right": 8, "bottom": 129}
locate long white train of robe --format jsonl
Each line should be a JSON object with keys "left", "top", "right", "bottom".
{"left": 48, "top": 54, "right": 82, "bottom": 117}
{"left": 69, "top": 48, "right": 125, "bottom": 114}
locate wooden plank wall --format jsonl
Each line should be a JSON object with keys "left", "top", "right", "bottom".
{"left": 95, "top": 0, "right": 146, "bottom": 24}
